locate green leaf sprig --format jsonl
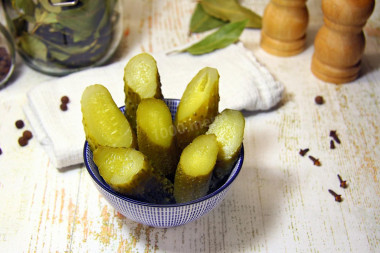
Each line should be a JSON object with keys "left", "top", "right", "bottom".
{"left": 190, "top": 0, "right": 262, "bottom": 34}
{"left": 189, "top": 3, "right": 227, "bottom": 34}
{"left": 184, "top": 0, "right": 262, "bottom": 55}
{"left": 182, "top": 20, "right": 248, "bottom": 55}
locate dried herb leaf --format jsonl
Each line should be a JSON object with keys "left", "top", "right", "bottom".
{"left": 190, "top": 3, "right": 227, "bottom": 34}
{"left": 182, "top": 20, "right": 247, "bottom": 55}
{"left": 35, "top": 8, "right": 58, "bottom": 25}
{"left": 200, "top": 0, "right": 262, "bottom": 28}
{"left": 12, "top": 0, "right": 35, "bottom": 16}
{"left": 19, "top": 33, "right": 48, "bottom": 61}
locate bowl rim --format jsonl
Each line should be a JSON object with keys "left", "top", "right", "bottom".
{"left": 83, "top": 98, "right": 244, "bottom": 208}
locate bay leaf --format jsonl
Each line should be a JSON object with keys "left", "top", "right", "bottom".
{"left": 182, "top": 20, "right": 247, "bottom": 55}
{"left": 57, "top": 0, "right": 105, "bottom": 41}
{"left": 19, "top": 33, "right": 48, "bottom": 61}
{"left": 13, "top": 0, "right": 35, "bottom": 16}
{"left": 190, "top": 3, "right": 227, "bottom": 34}
{"left": 200, "top": 0, "right": 262, "bottom": 28}
{"left": 34, "top": 7, "right": 58, "bottom": 25}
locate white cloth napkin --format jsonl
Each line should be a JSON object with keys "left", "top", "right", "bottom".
{"left": 24, "top": 43, "right": 284, "bottom": 169}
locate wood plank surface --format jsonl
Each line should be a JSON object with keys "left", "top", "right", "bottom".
{"left": 0, "top": 0, "right": 379, "bottom": 252}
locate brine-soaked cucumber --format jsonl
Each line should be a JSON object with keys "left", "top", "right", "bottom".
{"left": 124, "top": 53, "right": 164, "bottom": 131}
{"left": 174, "top": 67, "right": 220, "bottom": 150}
{"left": 94, "top": 146, "right": 175, "bottom": 204}
{"left": 81, "top": 84, "right": 136, "bottom": 151}
{"left": 206, "top": 109, "right": 245, "bottom": 180}
{"left": 174, "top": 134, "right": 218, "bottom": 203}
{"left": 136, "top": 98, "right": 179, "bottom": 181}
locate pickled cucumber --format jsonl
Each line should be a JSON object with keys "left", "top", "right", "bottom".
{"left": 124, "top": 53, "right": 164, "bottom": 131}
{"left": 174, "top": 67, "right": 220, "bottom": 150}
{"left": 206, "top": 109, "right": 245, "bottom": 180}
{"left": 93, "top": 146, "right": 175, "bottom": 204}
{"left": 136, "top": 98, "right": 179, "bottom": 180}
{"left": 81, "top": 84, "right": 136, "bottom": 151}
{"left": 173, "top": 134, "right": 218, "bottom": 203}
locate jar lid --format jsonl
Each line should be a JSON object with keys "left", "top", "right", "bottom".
{"left": 0, "top": 23, "right": 15, "bottom": 88}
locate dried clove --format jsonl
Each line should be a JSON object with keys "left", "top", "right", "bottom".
{"left": 308, "top": 155, "right": 321, "bottom": 166}
{"left": 337, "top": 174, "right": 347, "bottom": 188}
{"left": 330, "top": 140, "right": 335, "bottom": 149}
{"left": 330, "top": 130, "right": 341, "bottom": 144}
{"left": 299, "top": 148, "right": 309, "bottom": 156}
{"left": 328, "top": 189, "right": 342, "bottom": 202}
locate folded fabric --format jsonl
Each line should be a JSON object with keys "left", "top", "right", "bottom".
{"left": 24, "top": 42, "right": 284, "bottom": 169}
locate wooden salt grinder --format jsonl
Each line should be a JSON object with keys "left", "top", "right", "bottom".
{"left": 260, "top": 0, "right": 309, "bottom": 57}
{"left": 311, "top": 0, "right": 375, "bottom": 84}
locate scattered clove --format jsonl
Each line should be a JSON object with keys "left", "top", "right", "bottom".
{"left": 337, "top": 174, "right": 347, "bottom": 188}
{"left": 299, "top": 148, "right": 309, "bottom": 156}
{"left": 308, "top": 155, "right": 321, "bottom": 166}
{"left": 328, "top": 189, "right": 342, "bottom": 202}
{"left": 330, "top": 140, "right": 335, "bottom": 149}
{"left": 330, "top": 130, "right": 341, "bottom": 144}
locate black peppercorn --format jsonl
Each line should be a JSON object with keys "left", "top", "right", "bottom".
{"left": 315, "top": 95, "right": 324, "bottom": 105}
{"left": 15, "top": 120, "right": 24, "bottom": 129}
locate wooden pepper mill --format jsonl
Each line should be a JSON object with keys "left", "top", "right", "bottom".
{"left": 311, "top": 0, "right": 375, "bottom": 84}
{"left": 260, "top": 0, "right": 309, "bottom": 57}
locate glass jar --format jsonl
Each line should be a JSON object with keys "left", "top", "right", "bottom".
{"left": 2, "top": 0, "right": 123, "bottom": 76}
{"left": 0, "top": 22, "right": 15, "bottom": 87}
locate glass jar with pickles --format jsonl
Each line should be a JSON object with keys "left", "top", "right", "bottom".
{"left": 2, "top": 0, "right": 123, "bottom": 76}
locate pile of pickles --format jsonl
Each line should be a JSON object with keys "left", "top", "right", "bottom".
{"left": 81, "top": 53, "right": 245, "bottom": 204}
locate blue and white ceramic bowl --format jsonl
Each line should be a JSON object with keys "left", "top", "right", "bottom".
{"left": 83, "top": 99, "right": 244, "bottom": 228}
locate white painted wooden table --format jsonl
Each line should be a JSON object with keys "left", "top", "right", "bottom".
{"left": 0, "top": 0, "right": 379, "bottom": 252}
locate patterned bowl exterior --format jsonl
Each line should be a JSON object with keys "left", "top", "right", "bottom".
{"left": 83, "top": 99, "right": 244, "bottom": 228}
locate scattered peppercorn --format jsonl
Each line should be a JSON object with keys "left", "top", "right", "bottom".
{"left": 330, "top": 130, "right": 341, "bottom": 144}
{"left": 60, "top": 95, "right": 70, "bottom": 111}
{"left": 0, "top": 147, "right": 2, "bottom": 155}
{"left": 0, "top": 47, "right": 12, "bottom": 83}
{"left": 315, "top": 95, "right": 324, "bottom": 105}
{"left": 23, "top": 130, "right": 33, "bottom": 140}
{"left": 337, "top": 174, "right": 347, "bottom": 188}
{"left": 61, "top": 95, "right": 70, "bottom": 104}
{"left": 308, "top": 155, "right": 321, "bottom": 166}
{"left": 15, "top": 120, "right": 25, "bottom": 129}
{"left": 330, "top": 140, "right": 335, "bottom": 149}
{"left": 328, "top": 189, "right": 342, "bottom": 202}
{"left": 299, "top": 148, "right": 309, "bottom": 156}
{"left": 18, "top": 136, "right": 28, "bottom": 147}
{"left": 60, "top": 103, "right": 68, "bottom": 111}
